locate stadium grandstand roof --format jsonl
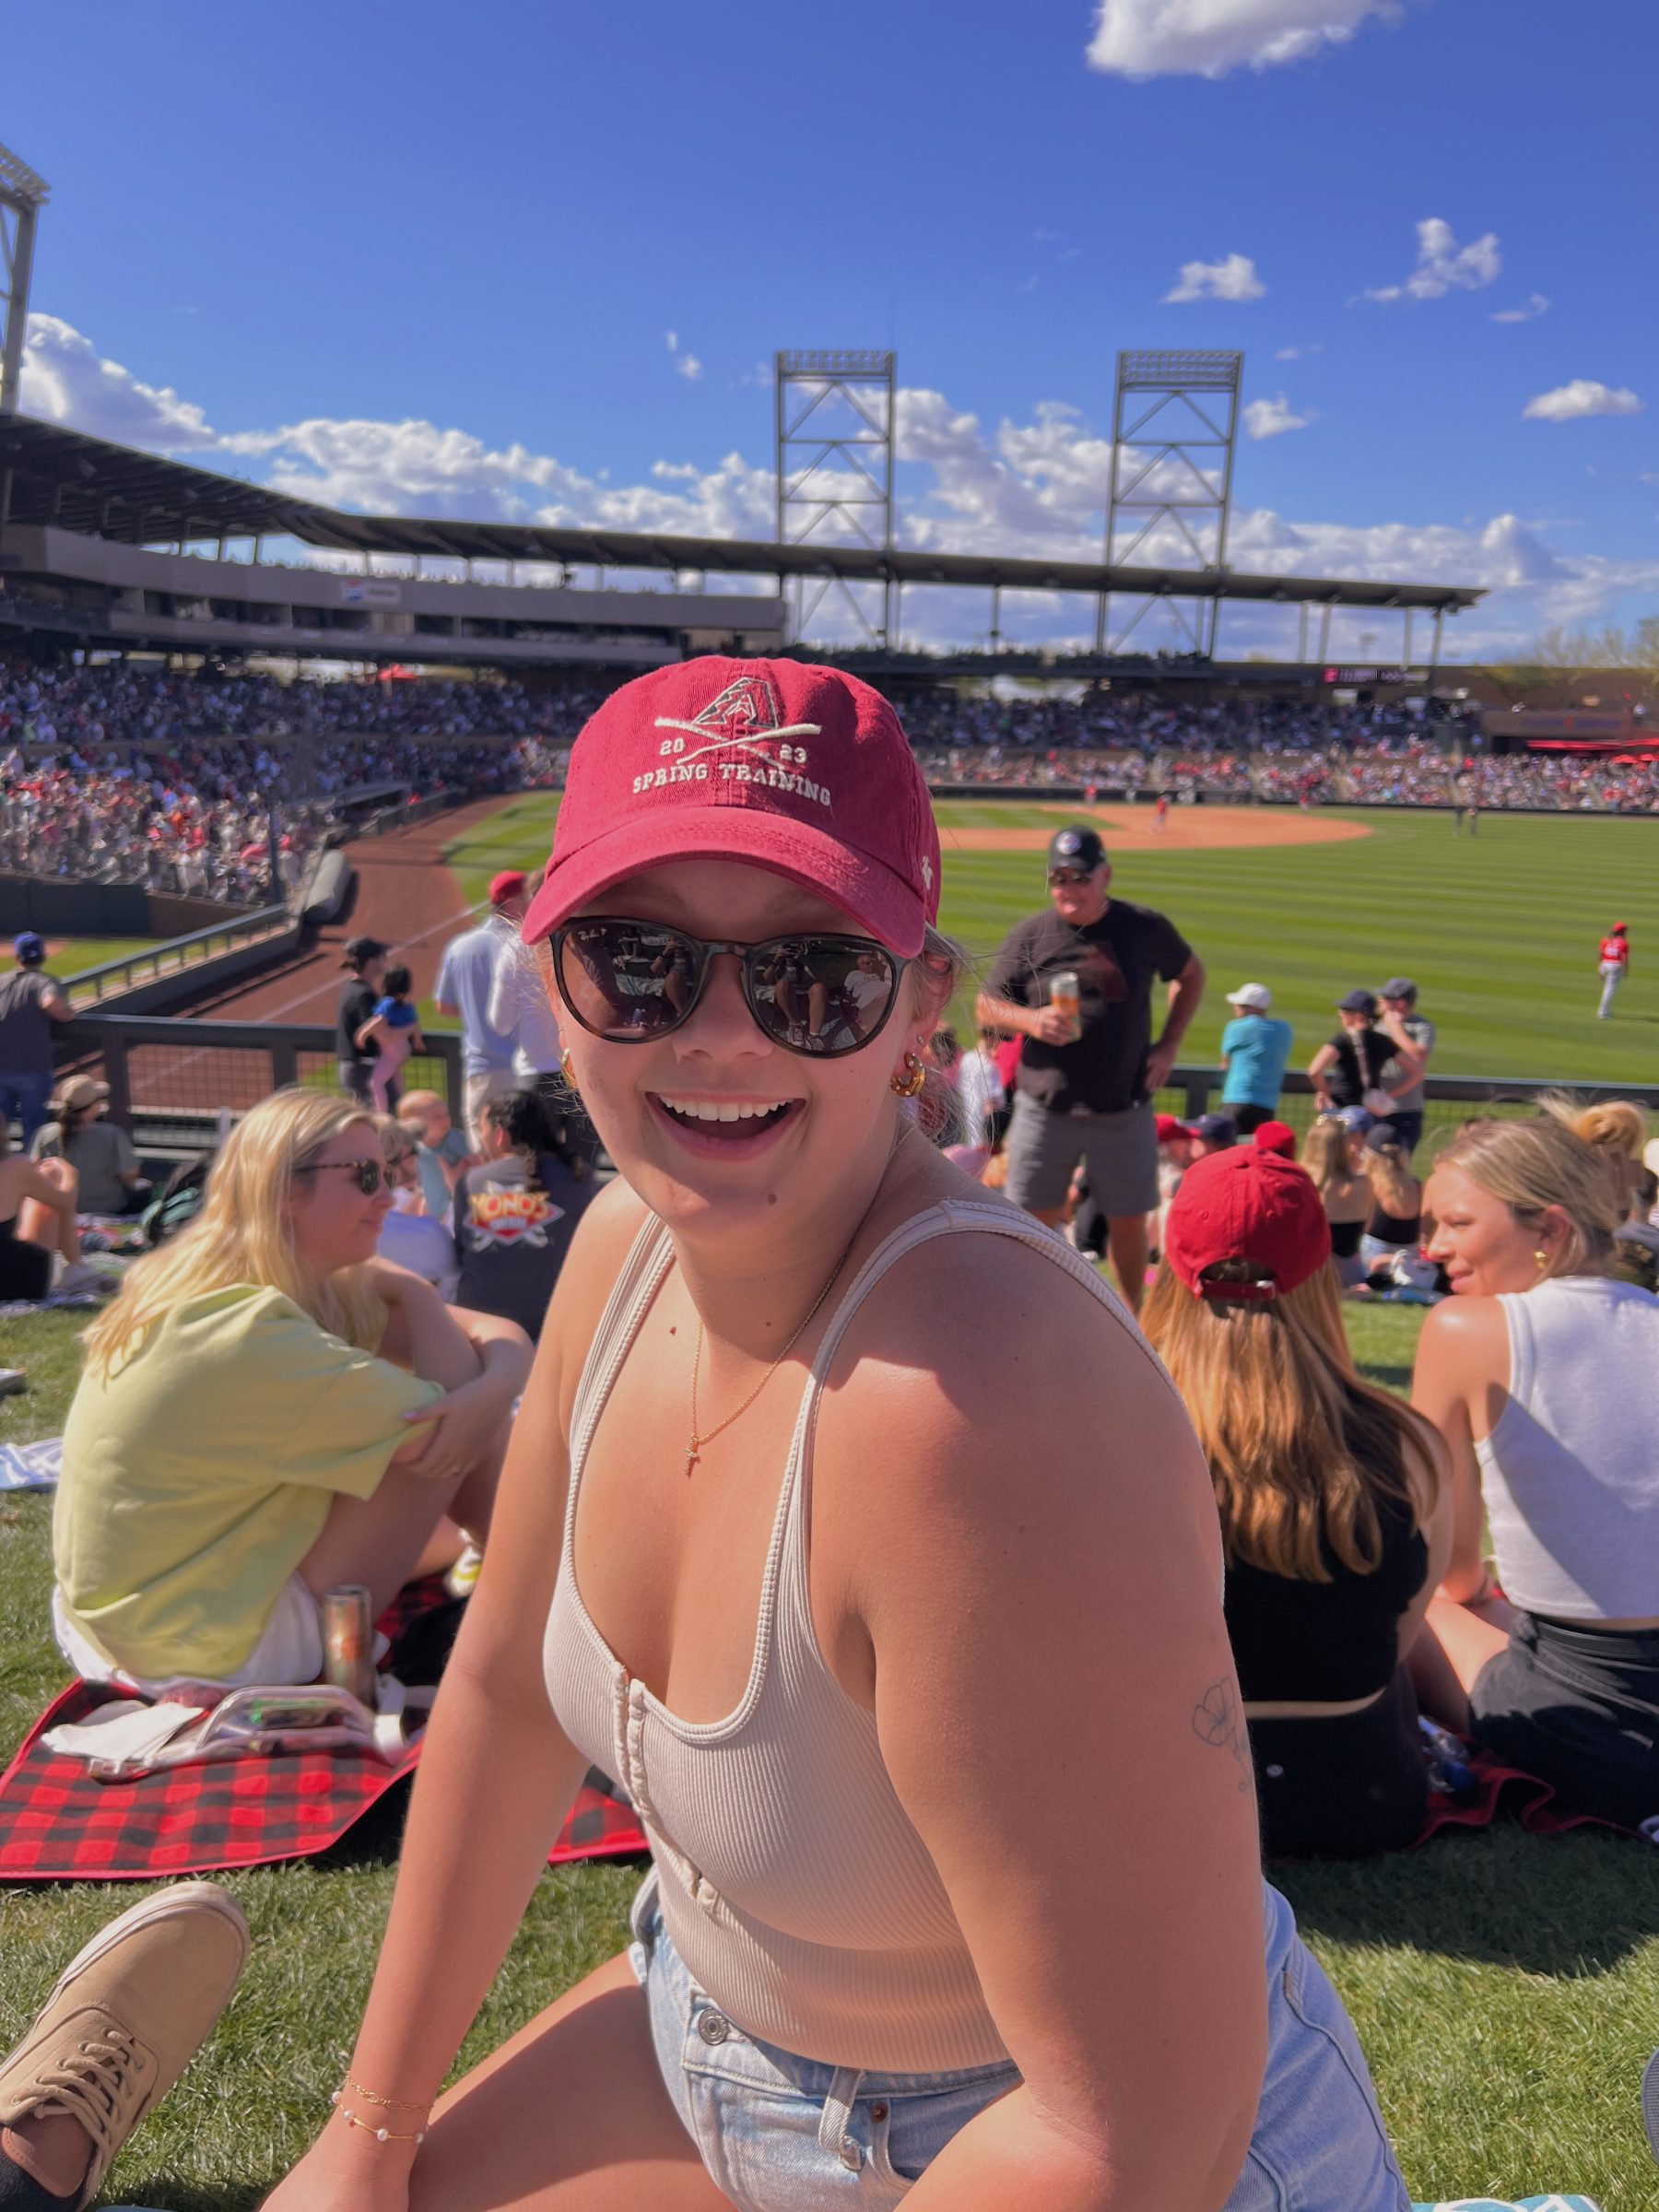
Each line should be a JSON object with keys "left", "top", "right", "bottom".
{"left": 0, "top": 414, "right": 1483, "bottom": 615}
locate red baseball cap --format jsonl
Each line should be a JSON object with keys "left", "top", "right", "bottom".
{"left": 521, "top": 658, "right": 942, "bottom": 956}
{"left": 1252, "top": 1119, "right": 1297, "bottom": 1160}
{"left": 1162, "top": 1146, "right": 1330, "bottom": 1302}
{"left": 488, "top": 869, "right": 528, "bottom": 906}
{"left": 1155, "top": 1112, "right": 1198, "bottom": 1143}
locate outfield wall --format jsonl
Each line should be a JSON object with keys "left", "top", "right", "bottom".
{"left": 0, "top": 872, "right": 260, "bottom": 938}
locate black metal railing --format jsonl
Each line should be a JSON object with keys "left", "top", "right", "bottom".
{"left": 63, "top": 907, "right": 294, "bottom": 1006}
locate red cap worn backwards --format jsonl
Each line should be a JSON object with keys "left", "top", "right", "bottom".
{"left": 520, "top": 658, "right": 942, "bottom": 957}
{"left": 1162, "top": 1145, "right": 1331, "bottom": 1303}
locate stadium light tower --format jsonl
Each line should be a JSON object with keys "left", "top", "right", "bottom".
{"left": 774, "top": 349, "right": 896, "bottom": 646}
{"left": 0, "top": 140, "right": 50, "bottom": 418}
{"left": 1098, "top": 349, "right": 1242, "bottom": 659}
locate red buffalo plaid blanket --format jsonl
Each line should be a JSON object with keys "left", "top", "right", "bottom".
{"left": 0, "top": 1583, "right": 646, "bottom": 1882}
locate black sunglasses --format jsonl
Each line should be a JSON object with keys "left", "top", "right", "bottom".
{"left": 297, "top": 1159, "right": 386, "bottom": 1196}
{"left": 550, "top": 917, "right": 906, "bottom": 1057}
{"left": 1048, "top": 867, "right": 1093, "bottom": 888}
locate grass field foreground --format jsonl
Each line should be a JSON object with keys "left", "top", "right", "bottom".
{"left": 431, "top": 797, "right": 1659, "bottom": 1095}
{"left": 4, "top": 1299, "right": 1659, "bottom": 2205}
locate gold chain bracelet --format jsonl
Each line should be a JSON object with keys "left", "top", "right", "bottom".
{"left": 334, "top": 2097, "right": 429, "bottom": 2149}
{"left": 341, "top": 2076, "right": 431, "bottom": 2112}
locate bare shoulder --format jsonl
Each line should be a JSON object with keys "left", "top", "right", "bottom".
{"left": 1418, "top": 1290, "right": 1509, "bottom": 1361}
{"left": 820, "top": 1212, "right": 1210, "bottom": 1548}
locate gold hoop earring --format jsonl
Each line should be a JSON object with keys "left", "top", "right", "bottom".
{"left": 890, "top": 1052, "right": 926, "bottom": 1100}
{"left": 560, "top": 1048, "right": 578, "bottom": 1094}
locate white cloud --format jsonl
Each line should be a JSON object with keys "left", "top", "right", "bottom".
{"left": 1243, "top": 394, "right": 1312, "bottom": 439}
{"left": 665, "top": 330, "right": 678, "bottom": 353}
{"left": 18, "top": 312, "right": 220, "bottom": 450}
{"left": 676, "top": 353, "right": 704, "bottom": 382}
{"left": 1162, "top": 253, "right": 1265, "bottom": 304}
{"left": 1088, "top": 0, "right": 1405, "bottom": 78}
{"left": 1524, "top": 380, "right": 1643, "bottom": 422}
{"left": 1274, "top": 344, "right": 1324, "bottom": 361}
{"left": 22, "top": 309, "right": 1659, "bottom": 661}
{"left": 1362, "top": 218, "right": 1501, "bottom": 303}
{"left": 1491, "top": 293, "right": 1550, "bottom": 324}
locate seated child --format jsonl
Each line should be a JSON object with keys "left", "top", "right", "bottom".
{"left": 356, "top": 964, "right": 422, "bottom": 1112}
{"left": 397, "top": 1089, "right": 472, "bottom": 1226}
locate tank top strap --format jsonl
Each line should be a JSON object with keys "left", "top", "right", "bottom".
{"left": 562, "top": 1211, "right": 677, "bottom": 1555}
{"left": 771, "top": 1200, "right": 1135, "bottom": 1682}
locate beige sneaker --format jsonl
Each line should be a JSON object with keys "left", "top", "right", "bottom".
{"left": 0, "top": 1881, "right": 249, "bottom": 2210}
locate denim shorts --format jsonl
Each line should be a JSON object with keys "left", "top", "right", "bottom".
{"left": 628, "top": 1869, "right": 1407, "bottom": 2212}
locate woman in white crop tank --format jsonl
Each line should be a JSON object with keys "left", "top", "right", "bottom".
{"left": 267, "top": 659, "right": 1407, "bottom": 2212}
{"left": 1413, "top": 1100, "right": 1659, "bottom": 1827}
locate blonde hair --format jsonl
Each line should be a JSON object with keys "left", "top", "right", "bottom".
{"left": 84, "top": 1089, "right": 386, "bottom": 1376}
{"left": 1432, "top": 1094, "right": 1643, "bottom": 1278}
{"left": 1142, "top": 1257, "right": 1440, "bottom": 1582}
{"left": 1364, "top": 1137, "right": 1419, "bottom": 1218}
{"left": 1300, "top": 1119, "right": 1354, "bottom": 1199}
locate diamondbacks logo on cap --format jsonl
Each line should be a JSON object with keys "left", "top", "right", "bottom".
{"left": 636, "top": 674, "right": 832, "bottom": 809}
{"left": 1055, "top": 830, "right": 1083, "bottom": 855}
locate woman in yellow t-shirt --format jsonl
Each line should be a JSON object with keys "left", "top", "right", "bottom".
{"left": 53, "top": 1088, "right": 533, "bottom": 1688}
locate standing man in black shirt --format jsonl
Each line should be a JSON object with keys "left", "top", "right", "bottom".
{"left": 336, "top": 935, "right": 391, "bottom": 1106}
{"left": 977, "top": 825, "right": 1206, "bottom": 1311}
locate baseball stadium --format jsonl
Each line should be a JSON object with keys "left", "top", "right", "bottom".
{"left": 4, "top": 41, "right": 1659, "bottom": 2212}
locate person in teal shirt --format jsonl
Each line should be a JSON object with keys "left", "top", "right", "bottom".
{"left": 1219, "top": 983, "right": 1294, "bottom": 1134}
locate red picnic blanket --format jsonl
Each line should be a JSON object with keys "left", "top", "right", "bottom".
{"left": 0, "top": 1582, "right": 646, "bottom": 1881}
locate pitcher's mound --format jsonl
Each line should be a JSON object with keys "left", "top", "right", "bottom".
{"left": 941, "top": 804, "right": 1371, "bottom": 855}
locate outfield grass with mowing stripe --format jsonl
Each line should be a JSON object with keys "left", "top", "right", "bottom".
{"left": 438, "top": 800, "right": 1659, "bottom": 1096}
{"left": 4, "top": 1298, "right": 1658, "bottom": 2206}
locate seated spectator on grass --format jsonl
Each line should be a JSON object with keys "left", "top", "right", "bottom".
{"left": 1218, "top": 982, "right": 1293, "bottom": 1135}
{"left": 1304, "top": 1112, "right": 1373, "bottom": 1288}
{"left": 1194, "top": 1112, "right": 1237, "bottom": 1157}
{"left": 1144, "top": 1146, "right": 1449, "bottom": 1857}
{"left": 30, "top": 1074, "right": 150, "bottom": 1216}
{"left": 53, "top": 1088, "right": 531, "bottom": 1691}
{"left": 1359, "top": 1124, "right": 1423, "bottom": 1274}
{"left": 453, "top": 1088, "right": 597, "bottom": 1341}
{"left": 373, "top": 1113, "right": 461, "bottom": 1301}
{"left": 1411, "top": 1100, "right": 1659, "bottom": 1829}
{"left": 397, "top": 1088, "right": 472, "bottom": 1225}
{"left": 1253, "top": 1119, "right": 1298, "bottom": 1160}
{"left": 0, "top": 1131, "right": 100, "bottom": 1300}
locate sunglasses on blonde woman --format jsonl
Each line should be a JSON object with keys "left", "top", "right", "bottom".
{"left": 296, "top": 1159, "right": 386, "bottom": 1197}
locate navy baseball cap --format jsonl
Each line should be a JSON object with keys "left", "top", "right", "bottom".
{"left": 1047, "top": 825, "right": 1106, "bottom": 874}
{"left": 1336, "top": 988, "right": 1378, "bottom": 1016}
{"left": 1195, "top": 1112, "right": 1238, "bottom": 1147}
{"left": 12, "top": 932, "right": 44, "bottom": 964}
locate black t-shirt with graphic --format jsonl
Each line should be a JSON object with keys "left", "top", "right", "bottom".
{"left": 452, "top": 1151, "right": 597, "bottom": 1342}
{"left": 986, "top": 900, "right": 1194, "bottom": 1116}
{"left": 336, "top": 980, "right": 379, "bottom": 1067}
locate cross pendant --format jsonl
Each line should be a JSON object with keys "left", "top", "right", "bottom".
{"left": 685, "top": 1443, "right": 700, "bottom": 1477}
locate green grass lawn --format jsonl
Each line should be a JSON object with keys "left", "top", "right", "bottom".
{"left": 427, "top": 798, "right": 1659, "bottom": 1098}
{"left": 0, "top": 935, "right": 159, "bottom": 982}
{"left": 2, "top": 1297, "right": 1655, "bottom": 2206}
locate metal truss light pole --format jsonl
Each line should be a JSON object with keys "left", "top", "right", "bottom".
{"left": 0, "top": 141, "right": 50, "bottom": 418}
{"left": 1097, "top": 349, "right": 1242, "bottom": 660}
{"left": 774, "top": 349, "right": 895, "bottom": 647}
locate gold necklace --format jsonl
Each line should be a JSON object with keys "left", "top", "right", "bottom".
{"left": 684, "top": 1234, "right": 858, "bottom": 1477}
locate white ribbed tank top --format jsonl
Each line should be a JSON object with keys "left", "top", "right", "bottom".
{"left": 543, "top": 1197, "right": 1152, "bottom": 2072}
{"left": 1477, "top": 1273, "right": 1659, "bottom": 1621}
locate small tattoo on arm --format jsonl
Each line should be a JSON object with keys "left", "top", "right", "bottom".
{"left": 1193, "top": 1680, "right": 1253, "bottom": 1794}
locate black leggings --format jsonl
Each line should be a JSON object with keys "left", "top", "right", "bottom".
{"left": 1248, "top": 1666, "right": 1428, "bottom": 1859}
{"left": 1472, "top": 1610, "right": 1659, "bottom": 1830}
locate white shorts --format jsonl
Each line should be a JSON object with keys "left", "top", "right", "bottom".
{"left": 53, "top": 1572, "right": 326, "bottom": 1696}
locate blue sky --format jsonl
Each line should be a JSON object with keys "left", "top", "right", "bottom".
{"left": 8, "top": 0, "right": 1657, "bottom": 659}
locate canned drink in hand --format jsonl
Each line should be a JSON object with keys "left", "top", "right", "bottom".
{"left": 1050, "top": 970, "right": 1082, "bottom": 1042}
{"left": 323, "top": 1584, "right": 378, "bottom": 1710}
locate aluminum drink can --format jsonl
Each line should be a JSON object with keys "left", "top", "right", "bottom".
{"left": 1050, "top": 970, "right": 1082, "bottom": 1042}
{"left": 323, "top": 1584, "right": 378, "bottom": 1709}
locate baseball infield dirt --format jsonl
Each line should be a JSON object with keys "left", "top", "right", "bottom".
{"left": 939, "top": 804, "right": 1371, "bottom": 854}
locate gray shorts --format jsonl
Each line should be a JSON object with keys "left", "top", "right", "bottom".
{"left": 1002, "top": 1093, "right": 1159, "bottom": 1218}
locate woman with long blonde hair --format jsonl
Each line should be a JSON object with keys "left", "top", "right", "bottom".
{"left": 1144, "top": 1144, "right": 1449, "bottom": 1856}
{"left": 53, "top": 1087, "right": 531, "bottom": 1690}
{"left": 1414, "top": 1097, "right": 1659, "bottom": 1827}
{"left": 1302, "top": 1112, "right": 1371, "bottom": 1288}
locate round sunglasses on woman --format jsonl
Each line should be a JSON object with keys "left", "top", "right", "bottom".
{"left": 267, "top": 658, "right": 1409, "bottom": 2212}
